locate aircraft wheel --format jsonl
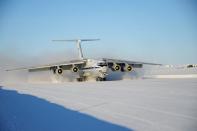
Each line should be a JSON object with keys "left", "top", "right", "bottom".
{"left": 77, "top": 78, "right": 82, "bottom": 82}
{"left": 77, "top": 77, "right": 85, "bottom": 82}
{"left": 96, "top": 77, "right": 105, "bottom": 81}
{"left": 103, "top": 77, "right": 106, "bottom": 81}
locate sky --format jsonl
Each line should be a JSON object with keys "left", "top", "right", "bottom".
{"left": 0, "top": 0, "right": 197, "bottom": 65}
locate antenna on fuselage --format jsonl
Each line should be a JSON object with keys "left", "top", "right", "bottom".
{"left": 52, "top": 39, "right": 100, "bottom": 60}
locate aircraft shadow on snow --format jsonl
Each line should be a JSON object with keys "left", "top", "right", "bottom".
{"left": 0, "top": 86, "right": 132, "bottom": 131}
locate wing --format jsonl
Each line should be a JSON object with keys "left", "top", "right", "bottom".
{"left": 6, "top": 59, "right": 86, "bottom": 72}
{"left": 103, "top": 58, "right": 161, "bottom": 68}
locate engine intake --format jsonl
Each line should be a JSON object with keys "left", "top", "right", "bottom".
{"left": 111, "top": 63, "right": 121, "bottom": 71}
{"left": 72, "top": 66, "right": 79, "bottom": 72}
{"left": 121, "top": 64, "right": 133, "bottom": 72}
{"left": 125, "top": 65, "right": 133, "bottom": 72}
{"left": 57, "top": 68, "right": 63, "bottom": 74}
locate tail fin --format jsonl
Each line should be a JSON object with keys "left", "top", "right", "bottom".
{"left": 52, "top": 39, "right": 100, "bottom": 59}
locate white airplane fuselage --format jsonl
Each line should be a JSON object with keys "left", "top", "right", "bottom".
{"left": 79, "top": 59, "right": 108, "bottom": 79}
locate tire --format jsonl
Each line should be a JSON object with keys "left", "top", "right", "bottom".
{"left": 77, "top": 78, "right": 82, "bottom": 82}
{"left": 96, "top": 77, "right": 105, "bottom": 81}
{"left": 77, "top": 77, "right": 85, "bottom": 82}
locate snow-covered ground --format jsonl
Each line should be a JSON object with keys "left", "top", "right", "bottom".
{"left": 143, "top": 65, "right": 197, "bottom": 78}
{"left": 1, "top": 79, "right": 197, "bottom": 131}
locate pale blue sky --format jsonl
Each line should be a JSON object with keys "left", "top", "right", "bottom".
{"left": 0, "top": 0, "right": 197, "bottom": 64}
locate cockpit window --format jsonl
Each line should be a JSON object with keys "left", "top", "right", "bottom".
{"left": 98, "top": 63, "right": 107, "bottom": 67}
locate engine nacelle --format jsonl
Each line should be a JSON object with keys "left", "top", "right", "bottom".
{"left": 72, "top": 66, "right": 79, "bottom": 73}
{"left": 121, "top": 64, "right": 133, "bottom": 72}
{"left": 111, "top": 63, "right": 121, "bottom": 71}
{"left": 56, "top": 67, "right": 63, "bottom": 74}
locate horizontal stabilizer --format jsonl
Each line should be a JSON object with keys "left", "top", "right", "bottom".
{"left": 52, "top": 39, "right": 100, "bottom": 42}
{"left": 52, "top": 38, "right": 100, "bottom": 59}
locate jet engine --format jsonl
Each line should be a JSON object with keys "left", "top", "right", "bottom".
{"left": 111, "top": 63, "right": 121, "bottom": 71}
{"left": 72, "top": 66, "right": 79, "bottom": 72}
{"left": 56, "top": 67, "right": 63, "bottom": 74}
{"left": 121, "top": 63, "right": 133, "bottom": 72}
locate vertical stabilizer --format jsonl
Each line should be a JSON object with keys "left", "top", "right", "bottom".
{"left": 76, "top": 40, "right": 83, "bottom": 59}
{"left": 52, "top": 39, "right": 100, "bottom": 60}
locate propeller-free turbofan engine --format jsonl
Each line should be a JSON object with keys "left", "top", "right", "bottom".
{"left": 57, "top": 67, "right": 63, "bottom": 74}
{"left": 121, "top": 63, "right": 133, "bottom": 72}
{"left": 72, "top": 66, "right": 79, "bottom": 73}
{"left": 111, "top": 63, "right": 121, "bottom": 71}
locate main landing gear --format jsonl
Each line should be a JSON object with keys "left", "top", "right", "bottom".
{"left": 77, "top": 77, "right": 86, "bottom": 82}
{"left": 96, "top": 77, "right": 106, "bottom": 81}
{"left": 76, "top": 77, "right": 106, "bottom": 82}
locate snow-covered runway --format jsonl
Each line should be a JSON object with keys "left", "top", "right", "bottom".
{"left": 1, "top": 79, "right": 197, "bottom": 131}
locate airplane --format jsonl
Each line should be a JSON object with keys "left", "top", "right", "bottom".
{"left": 6, "top": 39, "right": 161, "bottom": 82}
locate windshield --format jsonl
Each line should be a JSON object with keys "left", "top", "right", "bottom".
{"left": 97, "top": 63, "right": 107, "bottom": 67}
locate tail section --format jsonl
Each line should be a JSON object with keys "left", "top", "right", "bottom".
{"left": 52, "top": 39, "right": 100, "bottom": 59}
